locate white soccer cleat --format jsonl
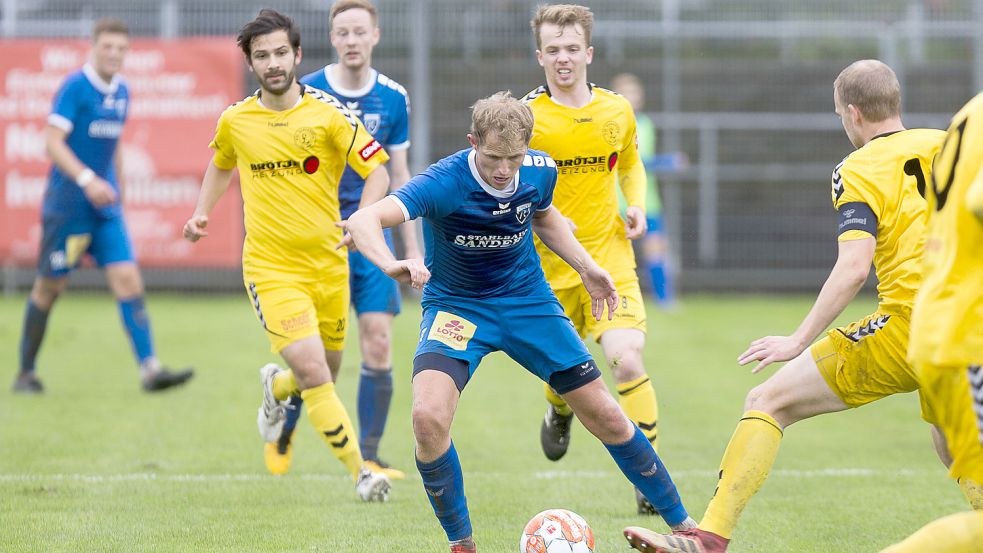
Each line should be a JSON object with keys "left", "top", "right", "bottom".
{"left": 257, "top": 363, "right": 288, "bottom": 443}
{"left": 355, "top": 467, "right": 391, "bottom": 503}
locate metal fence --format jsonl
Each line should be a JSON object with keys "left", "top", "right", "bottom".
{"left": 2, "top": 0, "right": 980, "bottom": 291}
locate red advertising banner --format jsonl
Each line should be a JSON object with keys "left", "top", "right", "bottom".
{"left": 0, "top": 38, "right": 244, "bottom": 268}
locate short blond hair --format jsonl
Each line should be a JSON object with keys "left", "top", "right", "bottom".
{"left": 834, "top": 59, "right": 901, "bottom": 122}
{"left": 470, "top": 91, "right": 534, "bottom": 147}
{"left": 531, "top": 4, "right": 593, "bottom": 49}
{"left": 330, "top": 0, "right": 378, "bottom": 28}
{"left": 92, "top": 17, "right": 128, "bottom": 41}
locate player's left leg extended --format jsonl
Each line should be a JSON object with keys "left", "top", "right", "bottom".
{"left": 413, "top": 361, "right": 474, "bottom": 552}
{"left": 560, "top": 372, "right": 694, "bottom": 531}
{"left": 104, "top": 262, "right": 193, "bottom": 392}
{"left": 931, "top": 424, "right": 983, "bottom": 509}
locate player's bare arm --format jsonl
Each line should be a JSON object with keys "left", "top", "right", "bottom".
{"left": 343, "top": 197, "right": 429, "bottom": 289}
{"left": 46, "top": 124, "right": 116, "bottom": 207}
{"left": 386, "top": 147, "right": 422, "bottom": 258}
{"left": 738, "top": 237, "right": 874, "bottom": 372}
{"left": 183, "top": 161, "right": 233, "bottom": 242}
{"left": 357, "top": 164, "right": 390, "bottom": 210}
{"left": 532, "top": 205, "right": 618, "bottom": 321}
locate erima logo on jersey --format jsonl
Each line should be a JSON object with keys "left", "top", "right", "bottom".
{"left": 453, "top": 230, "right": 528, "bottom": 249}
{"left": 359, "top": 140, "right": 383, "bottom": 161}
{"left": 493, "top": 202, "right": 511, "bottom": 216}
{"left": 88, "top": 120, "right": 123, "bottom": 139}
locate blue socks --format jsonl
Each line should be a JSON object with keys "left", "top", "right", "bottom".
{"left": 283, "top": 395, "right": 303, "bottom": 436}
{"left": 417, "top": 442, "right": 471, "bottom": 542}
{"left": 19, "top": 300, "right": 50, "bottom": 373}
{"left": 648, "top": 259, "right": 674, "bottom": 305}
{"left": 357, "top": 365, "right": 393, "bottom": 460}
{"left": 117, "top": 296, "right": 155, "bottom": 365}
{"left": 605, "top": 425, "right": 689, "bottom": 526}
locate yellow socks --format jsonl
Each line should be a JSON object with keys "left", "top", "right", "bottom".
{"left": 959, "top": 477, "right": 983, "bottom": 510}
{"left": 880, "top": 511, "right": 983, "bottom": 552}
{"left": 302, "top": 382, "right": 363, "bottom": 479}
{"left": 544, "top": 383, "right": 573, "bottom": 417}
{"left": 617, "top": 375, "right": 659, "bottom": 450}
{"left": 272, "top": 370, "right": 299, "bottom": 401}
{"left": 700, "top": 410, "right": 784, "bottom": 539}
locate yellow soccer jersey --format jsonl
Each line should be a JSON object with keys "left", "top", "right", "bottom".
{"left": 909, "top": 92, "right": 983, "bottom": 366}
{"left": 524, "top": 84, "right": 646, "bottom": 289}
{"left": 210, "top": 85, "right": 388, "bottom": 277}
{"left": 831, "top": 128, "right": 945, "bottom": 311}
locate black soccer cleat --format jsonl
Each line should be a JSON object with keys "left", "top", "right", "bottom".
{"left": 635, "top": 487, "right": 658, "bottom": 515}
{"left": 12, "top": 372, "right": 44, "bottom": 394}
{"left": 540, "top": 404, "right": 574, "bottom": 461}
{"left": 142, "top": 367, "right": 194, "bottom": 392}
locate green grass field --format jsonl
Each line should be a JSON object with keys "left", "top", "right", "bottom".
{"left": 0, "top": 293, "right": 967, "bottom": 552}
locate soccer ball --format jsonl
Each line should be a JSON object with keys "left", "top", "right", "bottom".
{"left": 519, "top": 509, "right": 595, "bottom": 553}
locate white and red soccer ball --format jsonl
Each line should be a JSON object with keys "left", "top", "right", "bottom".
{"left": 519, "top": 509, "right": 595, "bottom": 553}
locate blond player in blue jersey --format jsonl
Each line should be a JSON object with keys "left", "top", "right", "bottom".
{"left": 183, "top": 9, "right": 390, "bottom": 502}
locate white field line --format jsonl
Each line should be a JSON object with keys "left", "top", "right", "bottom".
{"left": 0, "top": 467, "right": 935, "bottom": 484}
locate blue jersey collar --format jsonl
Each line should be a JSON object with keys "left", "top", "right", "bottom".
{"left": 82, "top": 63, "right": 122, "bottom": 95}
{"left": 324, "top": 64, "right": 378, "bottom": 98}
{"left": 468, "top": 149, "right": 518, "bottom": 199}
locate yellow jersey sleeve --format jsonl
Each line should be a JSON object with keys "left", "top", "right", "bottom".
{"left": 832, "top": 157, "right": 881, "bottom": 241}
{"left": 967, "top": 165, "right": 983, "bottom": 218}
{"left": 209, "top": 106, "right": 238, "bottom": 170}
{"left": 618, "top": 117, "right": 647, "bottom": 209}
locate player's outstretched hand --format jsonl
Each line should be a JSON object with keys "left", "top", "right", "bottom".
{"left": 334, "top": 220, "right": 357, "bottom": 252}
{"left": 383, "top": 258, "right": 430, "bottom": 290}
{"left": 84, "top": 177, "right": 118, "bottom": 208}
{"left": 183, "top": 215, "right": 209, "bottom": 242}
{"left": 737, "top": 335, "right": 806, "bottom": 373}
{"left": 624, "top": 206, "right": 648, "bottom": 240}
{"left": 581, "top": 264, "right": 618, "bottom": 321}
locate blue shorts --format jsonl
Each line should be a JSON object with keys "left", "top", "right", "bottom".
{"left": 38, "top": 212, "right": 134, "bottom": 277}
{"left": 349, "top": 228, "right": 401, "bottom": 315}
{"left": 413, "top": 293, "right": 598, "bottom": 392}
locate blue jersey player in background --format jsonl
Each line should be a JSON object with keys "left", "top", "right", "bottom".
{"left": 343, "top": 92, "right": 696, "bottom": 553}
{"left": 13, "top": 18, "right": 193, "bottom": 394}
{"left": 265, "top": 0, "right": 416, "bottom": 479}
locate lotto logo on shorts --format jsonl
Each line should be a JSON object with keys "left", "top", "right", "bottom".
{"left": 427, "top": 311, "right": 476, "bottom": 351}
{"left": 359, "top": 140, "right": 383, "bottom": 161}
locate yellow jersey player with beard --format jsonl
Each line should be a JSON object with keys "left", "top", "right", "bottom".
{"left": 183, "top": 9, "right": 393, "bottom": 503}
{"left": 880, "top": 92, "right": 983, "bottom": 553}
{"left": 524, "top": 4, "right": 659, "bottom": 516}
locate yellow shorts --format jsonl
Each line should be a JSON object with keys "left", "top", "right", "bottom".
{"left": 917, "top": 362, "right": 983, "bottom": 483}
{"left": 244, "top": 274, "right": 349, "bottom": 353}
{"left": 553, "top": 271, "right": 646, "bottom": 342}
{"left": 811, "top": 309, "right": 919, "bottom": 408}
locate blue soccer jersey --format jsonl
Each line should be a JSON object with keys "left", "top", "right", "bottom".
{"left": 45, "top": 64, "right": 128, "bottom": 219}
{"left": 301, "top": 65, "right": 410, "bottom": 219}
{"left": 391, "top": 148, "right": 558, "bottom": 301}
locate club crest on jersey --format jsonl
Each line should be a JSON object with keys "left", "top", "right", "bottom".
{"left": 515, "top": 202, "right": 532, "bottom": 223}
{"left": 602, "top": 120, "right": 621, "bottom": 146}
{"left": 363, "top": 113, "right": 381, "bottom": 135}
{"left": 294, "top": 127, "right": 316, "bottom": 150}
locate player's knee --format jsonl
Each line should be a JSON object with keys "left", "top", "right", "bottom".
{"left": 744, "top": 382, "right": 783, "bottom": 417}
{"left": 31, "top": 278, "right": 66, "bottom": 309}
{"left": 607, "top": 350, "right": 645, "bottom": 382}
{"left": 361, "top": 332, "right": 391, "bottom": 365}
{"left": 411, "top": 405, "right": 450, "bottom": 448}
